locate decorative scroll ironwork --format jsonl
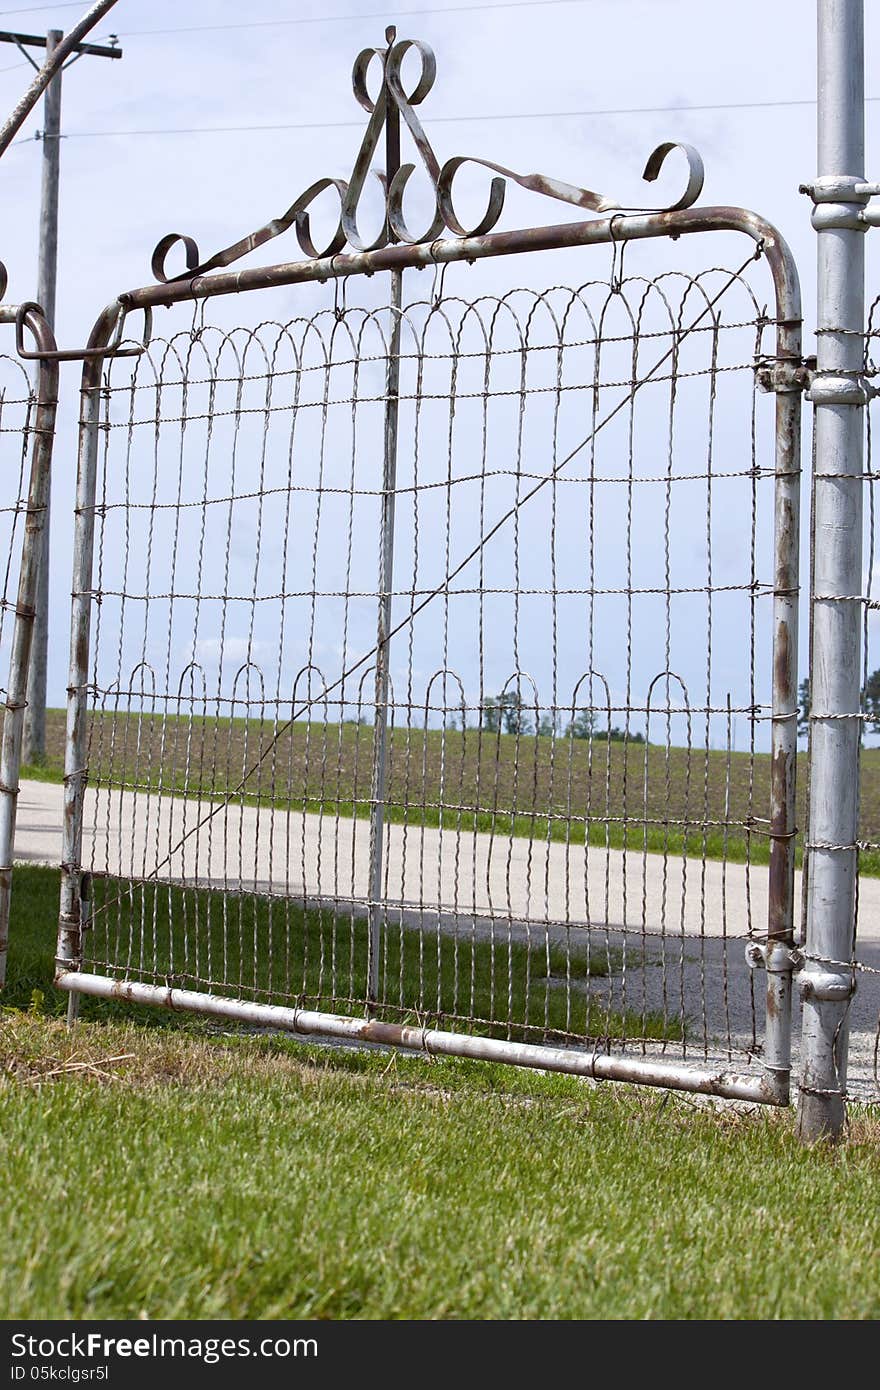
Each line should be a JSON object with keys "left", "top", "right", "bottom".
{"left": 151, "top": 25, "right": 706, "bottom": 284}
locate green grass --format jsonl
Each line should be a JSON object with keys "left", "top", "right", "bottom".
{"left": 1, "top": 1010, "right": 879, "bottom": 1319}
{"left": 4, "top": 859, "right": 878, "bottom": 1320}
{"left": 6, "top": 864, "right": 656, "bottom": 1048}
{"left": 21, "top": 708, "right": 880, "bottom": 876}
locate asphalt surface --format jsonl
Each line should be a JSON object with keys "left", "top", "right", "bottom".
{"left": 12, "top": 777, "right": 879, "bottom": 1098}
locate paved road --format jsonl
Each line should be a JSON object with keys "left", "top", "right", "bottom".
{"left": 5, "top": 778, "right": 831, "bottom": 934}
{"left": 12, "top": 778, "right": 879, "bottom": 1093}
{"left": 12, "top": 775, "right": 880, "bottom": 935}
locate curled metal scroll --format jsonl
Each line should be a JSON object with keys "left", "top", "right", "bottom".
{"left": 0, "top": 261, "right": 7, "bottom": 304}
{"left": 151, "top": 30, "right": 706, "bottom": 284}
{"left": 641, "top": 142, "right": 704, "bottom": 213}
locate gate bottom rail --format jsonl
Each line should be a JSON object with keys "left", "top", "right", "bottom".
{"left": 57, "top": 969, "right": 789, "bottom": 1106}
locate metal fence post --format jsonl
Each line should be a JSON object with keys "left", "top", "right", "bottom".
{"left": 799, "top": 0, "right": 867, "bottom": 1140}
{"left": 0, "top": 305, "right": 57, "bottom": 986}
{"left": 758, "top": 304, "right": 804, "bottom": 1103}
{"left": 367, "top": 271, "right": 401, "bottom": 1008}
{"left": 367, "top": 30, "right": 402, "bottom": 1008}
{"left": 56, "top": 309, "right": 117, "bottom": 997}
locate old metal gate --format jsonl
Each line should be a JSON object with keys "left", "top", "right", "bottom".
{"left": 0, "top": 296, "right": 56, "bottom": 985}
{"left": 54, "top": 31, "right": 804, "bottom": 1104}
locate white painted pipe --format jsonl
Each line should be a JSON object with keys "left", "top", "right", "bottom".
{"left": 58, "top": 970, "right": 787, "bottom": 1105}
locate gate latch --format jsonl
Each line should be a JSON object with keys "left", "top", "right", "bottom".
{"left": 755, "top": 355, "right": 816, "bottom": 395}
{"left": 16, "top": 300, "right": 152, "bottom": 363}
{"left": 745, "top": 940, "right": 804, "bottom": 974}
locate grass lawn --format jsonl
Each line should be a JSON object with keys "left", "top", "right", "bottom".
{"left": 21, "top": 708, "right": 880, "bottom": 876}
{"left": 1, "top": 1010, "right": 879, "bottom": 1320}
{"left": 5, "top": 864, "right": 668, "bottom": 1047}
{"left": 4, "top": 868, "right": 879, "bottom": 1320}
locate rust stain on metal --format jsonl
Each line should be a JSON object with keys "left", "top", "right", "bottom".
{"left": 773, "top": 620, "right": 791, "bottom": 706}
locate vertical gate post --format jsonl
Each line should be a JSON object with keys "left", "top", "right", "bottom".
{"left": 55, "top": 310, "right": 117, "bottom": 994}
{"left": 758, "top": 312, "right": 804, "bottom": 1102}
{"left": 367, "top": 27, "right": 403, "bottom": 1007}
{"left": 0, "top": 305, "right": 57, "bottom": 986}
{"left": 799, "top": 0, "right": 868, "bottom": 1140}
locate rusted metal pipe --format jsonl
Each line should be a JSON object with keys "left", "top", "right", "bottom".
{"left": 57, "top": 970, "right": 788, "bottom": 1104}
{"left": 367, "top": 34, "right": 403, "bottom": 1009}
{"left": 0, "top": 304, "right": 58, "bottom": 986}
{"left": 56, "top": 312, "right": 116, "bottom": 975}
{"left": 763, "top": 312, "right": 803, "bottom": 1092}
{"left": 112, "top": 206, "right": 799, "bottom": 315}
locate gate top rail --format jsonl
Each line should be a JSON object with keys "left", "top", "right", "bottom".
{"left": 81, "top": 206, "right": 800, "bottom": 376}
{"left": 116, "top": 204, "right": 802, "bottom": 316}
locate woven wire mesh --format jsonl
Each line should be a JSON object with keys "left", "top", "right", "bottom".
{"left": 75, "top": 257, "right": 786, "bottom": 1067}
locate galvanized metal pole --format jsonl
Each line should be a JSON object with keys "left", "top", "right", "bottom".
{"left": 367, "top": 29, "right": 402, "bottom": 1008}
{"left": 799, "top": 0, "right": 868, "bottom": 1141}
{"left": 22, "top": 28, "right": 62, "bottom": 767}
{"left": 754, "top": 303, "right": 804, "bottom": 1104}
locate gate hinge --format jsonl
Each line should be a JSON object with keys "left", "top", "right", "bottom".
{"left": 797, "top": 967, "right": 857, "bottom": 1002}
{"left": 745, "top": 940, "right": 804, "bottom": 974}
{"left": 808, "top": 370, "right": 877, "bottom": 407}
{"left": 799, "top": 176, "right": 880, "bottom": 230}
{"left": 755, "top": 355, "right": 815, "bottom": 395}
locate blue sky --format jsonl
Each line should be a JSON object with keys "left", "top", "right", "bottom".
{"left": 2, "top": 0, "right": 873, "bottom": 336}
{"left": 0, "top": 0, "right": 878, "bottom": 747}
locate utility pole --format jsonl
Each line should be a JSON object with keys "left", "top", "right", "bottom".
{"left": 0, "top": 25, "right": 121, "bottom": 763}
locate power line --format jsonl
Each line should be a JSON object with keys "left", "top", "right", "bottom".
{"left": 0, "top": 3, "right": 85, "bottom": 13}
{"left": 7, "top": 93, "right": 880, "bottom": 141}
{"left": 109, "top": 0, "right": 591, "bottom": 40}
